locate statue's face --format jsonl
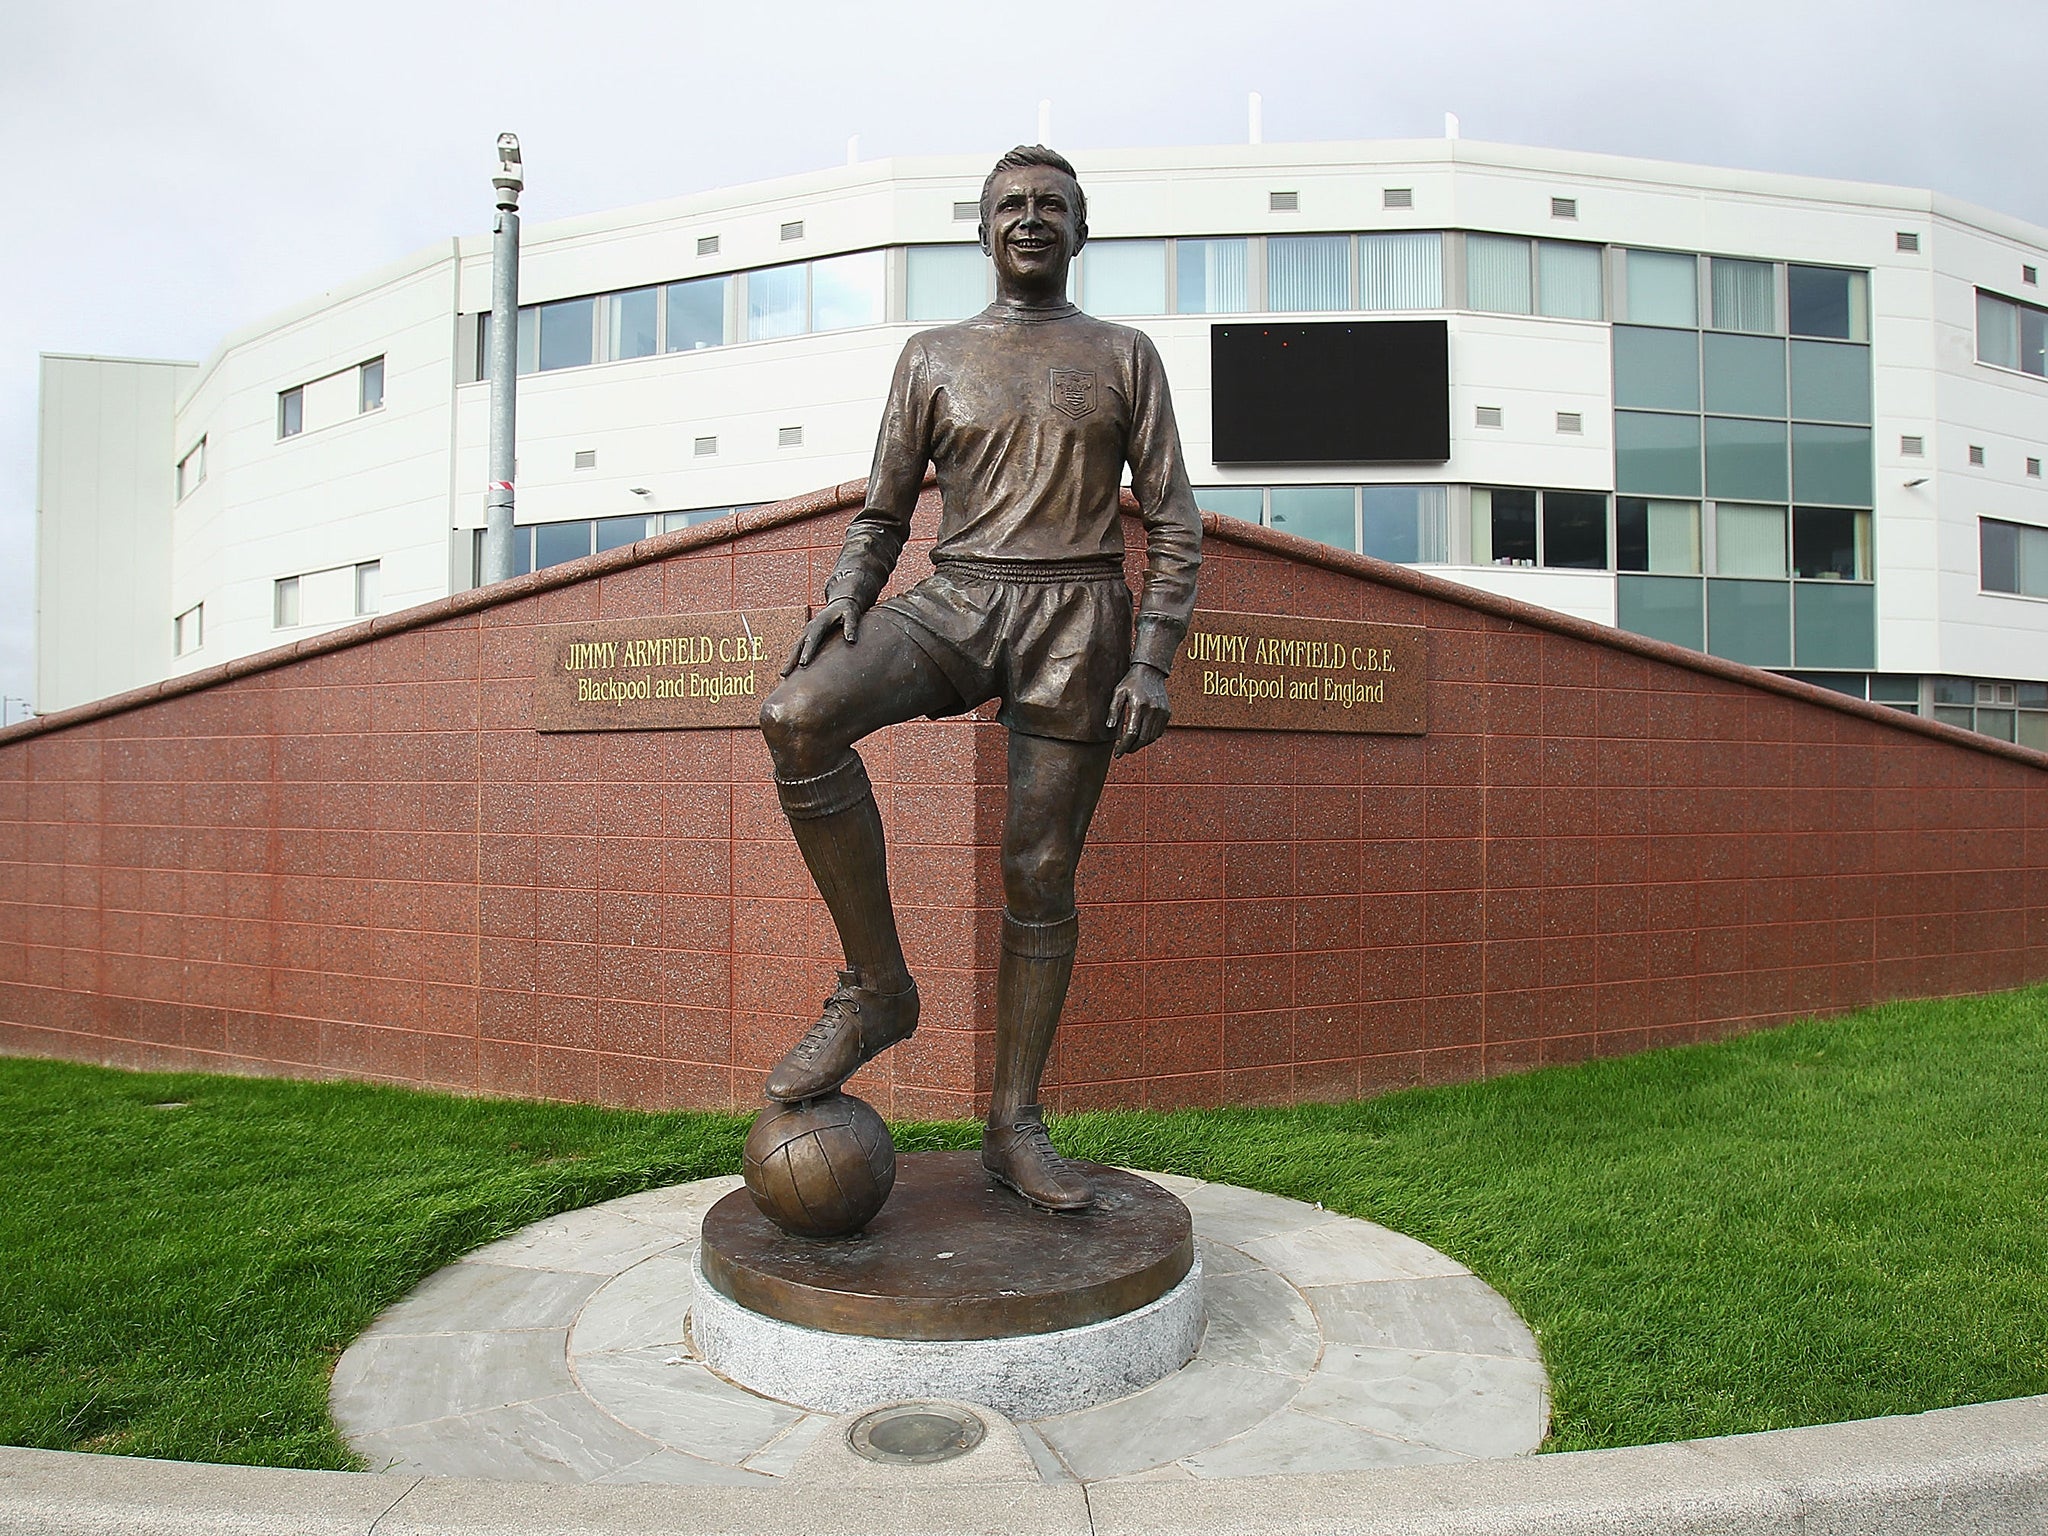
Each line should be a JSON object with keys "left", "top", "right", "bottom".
{"left": 982, "top": 165, "right": 1085, "bottom": 292}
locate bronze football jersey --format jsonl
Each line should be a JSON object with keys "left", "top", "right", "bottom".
{"left": 824, "top": 301, "right": 1203, "bottom": 673}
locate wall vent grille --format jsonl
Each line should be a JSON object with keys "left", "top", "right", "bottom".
{"left": 1969, "top": 445, "right": 1986, "bottom": 466}
{"left": 2029, "top": 457, "right": 2042, "bottom": 478}
{"left": 952, "top": 201, "right": 978, "bottom": 221}
{"left": 1475, "top": 405, "right": 1504, "bottom": 429}
{"left": 777, "top": 425, "right": 805, "bottom": 448}
{"left": 1556, "top": 411, "right": 1583, "bottom": 434}
{"left": 780, "top": 220, "right": 805, "bottom": 242}
{"left": 696, "top": 235, "right": 720, "bottom": 256}
{"left": 573, "top": 449, "right": 597, "bottom": 471}
{"left": 1901, "top": 435, "right": 1925, "bottom": 456}
{"left": 1269, "top": 191, "right": 1299, "bottom": 212}
{"left": 1896, "top": 231, "right": 1921, "bottom": 253}
{"left": 1550, "top": 196, "right": 1578, "bottom": 219}
{"left": 2026, "top": 265, "right": 2040, "bottom": 286}
{"left": 1382, "top": 187, "right": 1414, "bottom": 210}
{"left": 693, "top": 436, "right": 717, "bottom": 457}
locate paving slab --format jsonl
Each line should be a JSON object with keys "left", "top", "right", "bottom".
{"left": 1194, "top": 1268, "right": 1321, "bottom": 1377}
{"left": 1242, "top": 1217, "right": 1471, "bottom": 1286}
{"left": 1306, "top": 1274, "right": 1542, "bottom": 1359}
{"left": 1292, "top": 1343, "right": 1550, "bottom": 1459}
{"left": 1031, "top": 1361, "right": 1303, "bottom": 1480}
{"left": 566, "top": 1246, "right": 698, "bottom": 1355}
{"left": 346, "top": 1391, "right": 662, "bottom": 1482}
{"left": 358, "top": 1263, "right": 604, "bottom": 1337}
{"left": 1179, "top": 1406, "right": 1470, "bottom": 1478}
{"left": 330, "top": 1331, "right": 572, "bottom": 1434}
{"left": 457, "top": 1205, "right": 688, "bottom": 1275}
{"left": 571, "top": 1347, "right": 805, "bottom": 1459}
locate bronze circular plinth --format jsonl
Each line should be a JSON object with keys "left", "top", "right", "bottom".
{"left": 699, "top": 1150, "right": 1193, "bottom": 1340}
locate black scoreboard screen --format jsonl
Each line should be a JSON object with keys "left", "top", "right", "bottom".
{"left": 1209, "top": 320, "right": 1450, "bottom": 464}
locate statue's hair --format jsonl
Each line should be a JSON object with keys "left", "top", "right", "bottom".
{"left": 979, "top": 144, "right": 1087, "bottom": 231}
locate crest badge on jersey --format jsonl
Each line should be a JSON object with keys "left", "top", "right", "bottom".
{"left": 1049, "top": 368, "right": 1097, "bottom": 420}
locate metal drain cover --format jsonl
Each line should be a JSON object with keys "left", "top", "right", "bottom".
{"left": 847, "top": 1403, "right": 986, "bottom": 1465}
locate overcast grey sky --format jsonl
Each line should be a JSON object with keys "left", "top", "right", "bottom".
{"left": 3, "top": 0, "right": 2043, "bottom": 718}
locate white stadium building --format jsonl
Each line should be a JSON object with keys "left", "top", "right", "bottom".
{"left": 34, "top": 137, "right": 2048, "bottom": 744}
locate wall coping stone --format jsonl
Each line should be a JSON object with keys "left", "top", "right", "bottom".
{"left": 1, "top": 1392, "right": 2044, "bottom": 1534}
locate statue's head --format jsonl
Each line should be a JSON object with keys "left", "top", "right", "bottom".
{"left": 978, "top": 145, "right": 1088, "bottom": 293}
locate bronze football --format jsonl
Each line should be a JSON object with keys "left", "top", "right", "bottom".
{"left": 741, "top": 1092, "right": 896, "bottom": 1240}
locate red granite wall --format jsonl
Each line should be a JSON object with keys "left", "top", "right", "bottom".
{"left": 2, "top": 486, "right": 2044, "bottom": 1116}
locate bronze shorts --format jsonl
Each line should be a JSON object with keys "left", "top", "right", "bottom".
{"left": 873, "top": 557, "right": 1133, "bottom": 744}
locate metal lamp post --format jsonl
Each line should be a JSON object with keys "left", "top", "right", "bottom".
{"left": 480, "top": 133, "right": 523, "bottom": 585}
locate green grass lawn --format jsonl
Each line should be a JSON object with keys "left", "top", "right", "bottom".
{"left": 3, "top": 985, "right": 2046, "bottom": 1469}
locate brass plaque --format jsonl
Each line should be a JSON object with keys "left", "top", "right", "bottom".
{"left": 534, "top": 608, "right": 807, "bottom": 732}
{"left": 1166, "top": 609, "right": 1427, "bottom": 734}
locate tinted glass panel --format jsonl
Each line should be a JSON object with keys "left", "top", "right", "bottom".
{"left": 2023, "top": 304, "right": 2048, "bottom": 377}
{"left": 1978, "top": 292, "right": 2019, "bottom": 368}
{"left": 1536, "top": 241, "right": 1603, "bottom": 319}
{"left": 1268, "top": 486, "right": 1356, "bottom": 550}
{"left": 1268, "top": 235, "right": 1349, "bottom": 311}
{"left": 1543, "top": 490, "right": 1608, "bottom": 569}
{"left": 1627, "top": 249, "right": 1697, "bottom": 327}
{"left": 1467, "top": 235, "right": 1532, "bottom": 314}
{"left": 537, "top": 297, "right": 595, "bottom": 371}
{"left": 1793, "top": 580, "right": 1875, "bottom": 669}
{"left": 1981, "top": 518, "right": 2020, "bottom": 592}
{"left": 907, "top": 246, "right": 986, "bottom": 321}
{"left": 1616, "top": 497, "right": 1700, "bottom": 573}
{"left": 1710, "top": 258, "right": 1775, "bottom": 333}
{"left": 1791, "top": 424, "right": 1874, "bottom": 505}
{"left": 1702, "top": 332, "right": 1786, "bottom": 416}
{"left": 811, "top": 250, "right": 884, "bottom": 331}
{"left": 1357, "top": 232, "right": 1441, "bottom": 309}
{"left": 608, "top": 287, "right": 657, "bottom": 360}
{"left": 1618, "top": 574, "right": 1705, "bottom": 650}
{"left": 1474, "top": 487, "right": 1537, "bottom": 564}
{"left": 1193, "top": 486, "right": 1263, "bottom": 521}
{"left": 666, "top": 276, "right": 728, "bottom": 351}
{"left": 595, "top": 515, "right": 651, "bottom": 553}
{"left": 1176, "top": 238, "right": 1248, "bottom": 314}
{"left": 1705, "top": 416, "right": 1789, "bottom": 500}
{"left": 1085, "top": 240, "right": 1167, "bottom": 316}
{"left": 1788, "top": 266, "right": 1863, "bottom": 340}
{"left": 747, "top": 264, "right": 807, "bottom": 340}
{"left": 1715, "top": 503, "right": 1787, "bottom": 577}
{"left": 1613, "top": 327, "right": 1699, "bottom": 411}
{"left": 1706, "top": 579, "right": 1791, "bottom": 666}
{"left": 1615, "top": 411, "right": 1702, "bottom": 496}
{"left": 1793, "top": 505, "right": 1871, "bottom": 580}
{"left": 1360, "top": 485, "right": 1448, "bottom": 563}
{"left": 534, "top": 521, "right": 592, "bottom": 568}
{"left": 1789, "top": 341, "right": 1871, "bottom": 423}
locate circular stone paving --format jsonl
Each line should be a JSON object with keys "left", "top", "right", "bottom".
{"left": 330, "top": 1172, "right": 1549, "bottom": 1486}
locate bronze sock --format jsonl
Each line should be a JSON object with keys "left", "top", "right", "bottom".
{"left": 776, "top": 752, "right": 909, "bottom": 991}
{"left": 989, "top": 910, "right": 1080, "bottom": 1122}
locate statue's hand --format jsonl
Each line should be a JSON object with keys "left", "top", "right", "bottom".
{"left": 1107, "top": 663, "right": 1171, "bottom": 757}
{"left": 783, "top": 598, "right": 863, "bottom": 675}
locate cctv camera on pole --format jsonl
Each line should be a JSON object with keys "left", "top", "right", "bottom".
{"left": 481, "top": 133, "right": 523, "bottom": 584}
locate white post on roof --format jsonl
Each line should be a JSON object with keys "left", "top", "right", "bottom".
{"left": 1445, "top": 112, "right": 1461, "bottom": 140}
